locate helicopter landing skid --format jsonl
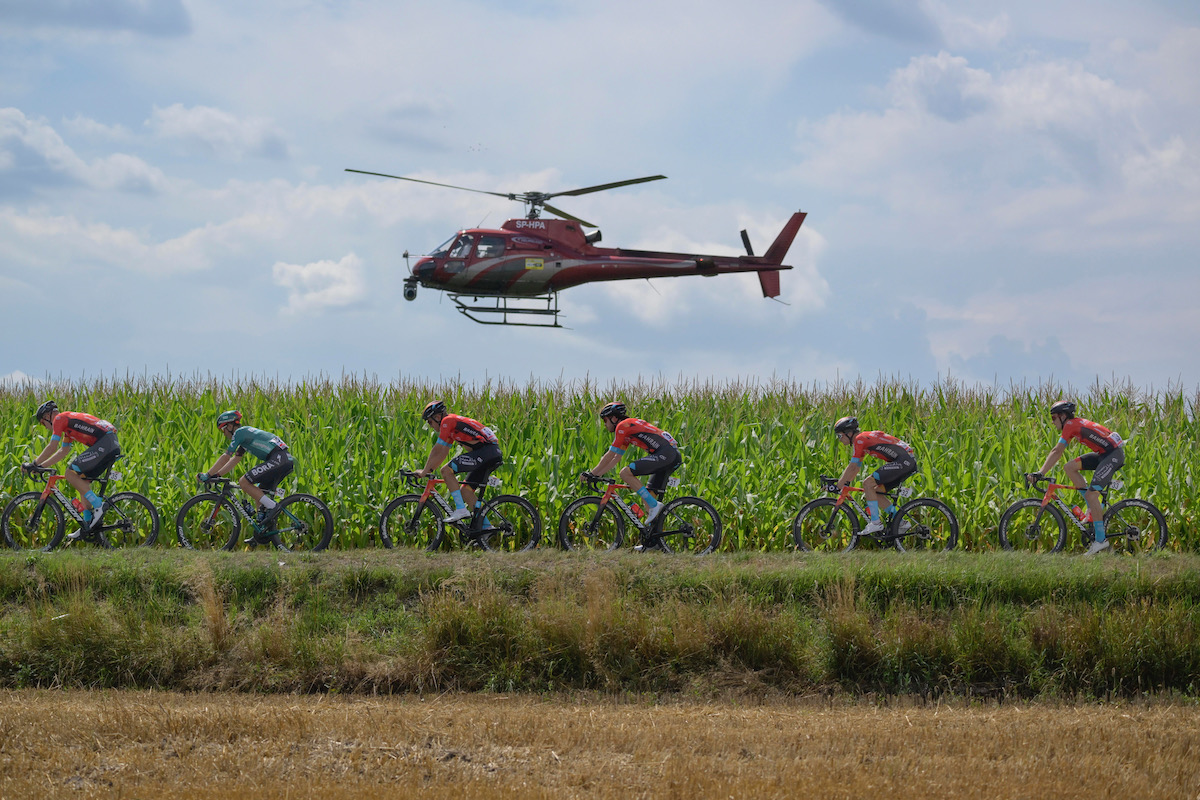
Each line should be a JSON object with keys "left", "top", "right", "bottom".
{"left": 449, "top": 292, "right": 564, "bottom": 328}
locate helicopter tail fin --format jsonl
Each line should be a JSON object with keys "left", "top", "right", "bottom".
{"left": 757, "top": 269, "right": 782, "bottom": 298}
{"left": 755, "top": 211, "right": 805, "bottom": 298}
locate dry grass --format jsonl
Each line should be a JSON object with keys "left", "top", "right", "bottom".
{"left": 1, "top": 691, "right": 1197, "bottom": 799}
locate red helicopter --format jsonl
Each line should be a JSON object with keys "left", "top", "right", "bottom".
{"left": 347, "top": 169, "right": 807, "bottom": 327}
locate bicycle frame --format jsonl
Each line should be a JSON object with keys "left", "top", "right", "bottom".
{"left": 29, "top": 463, "right": 125, "bottom": 539}
{"left": 400, "top": 470, "right": 501, "bottom": 536}
{"left": 1031, "top": 479, "right": 1121, "bottom": 538}
{"left": 826, "top": 479, "right": 912, "bottom": 537}
{"left": 200, "top": 478, "right": 291, "bottom": 535}
{"left": 585, "top": 474, "right": 682, "bottom": 537}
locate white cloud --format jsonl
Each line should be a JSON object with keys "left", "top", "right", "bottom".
{"left": 62, "top": 114, "right": 132, "bottom": 141}
{"left": 0, "top": 370, "right": 39, "bottom": 386}
{"left": 272, "top": 253, "right": 366, "bottom": 314}
{"left": 148, "top": 104, "right": 289, "bottom": 160}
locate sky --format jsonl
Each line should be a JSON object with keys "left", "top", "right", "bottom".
{"left": 2, "top": 0, "right": 1198, "bottom": 389}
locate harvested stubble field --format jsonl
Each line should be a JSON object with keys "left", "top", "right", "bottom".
{"left": 1, "top": 690, "right": 1198, "bottom": 799}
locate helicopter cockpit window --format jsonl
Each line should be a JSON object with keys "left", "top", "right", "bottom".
{"left": 449, "top": 235, "right": 474, "bottom": 260}
{"left": 475, "top": 236, "right": 505, "bottom": 259}
{"left": 429, "top": 235, "right": 457, "bottom": 258}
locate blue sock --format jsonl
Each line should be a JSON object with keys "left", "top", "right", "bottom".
{"left": 1094, "top": 520, "right": 1106, "bottom": 542}
{"left": 636, "top": 487, "right": 658, "bottom": 507}
{"left": 85, "top": 491, "right": 104, "bottom": 511}
{"left": 884, "top": 504, "right": 896, "bottom": 517}
{"left": 867, "top": 500, "right": 880, "bottom": 522}
{"left": 451, "top": 489, "right": 465, "bottom": 509}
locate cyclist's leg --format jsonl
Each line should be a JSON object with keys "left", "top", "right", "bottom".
{"left": 872, "top": 457, "right": 918, "bottom": 517}
{"left": 644, "top": 452, "right": 681, "bottom": 500}
{"left": 66, "top": 433, "right": 120, "bottom": 523}
{"left": 623, "top": 448, "right": 678, "bottom": 512}
{"left": 242, "top": 451, "right": 293, "bottom": 511}
{"left": 449, "top": 446, "right": 502, "bottom": 524}
{"left": 1083, "top": 449, "right": 1124, "bottom": 541}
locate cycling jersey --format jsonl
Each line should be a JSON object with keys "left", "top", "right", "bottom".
{"left": 850, "top": 431, "right": 915, "bottom": 463}
{"left": 226, "top": 426, "right": 291, "bottom": 461}
{"left": 437, "top": 414, "right": 499, "bottom": 448}
{"left": 1060, "top": 418, "right": 1123, "bottom": 454}
{"left": 610, "top": 419, "right": 678, "bottom": 455}
{"left": 51, "top": 412, "right": 115, "bottom": 447}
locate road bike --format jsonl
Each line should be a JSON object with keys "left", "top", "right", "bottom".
{"left": 792, "top": 474, "right": 959, "bottom": 552}
{"left": 1, "top": 458, "right": 159, "bottom": 551}
{"left": 558, "top": 473, "right": 722, "bottom": 555}
{"left": 175, "top": 477, "right": 333, "bottom": 551}
{"left": 378, "top": 469, "right": 540, "bottom": 552}
{"left": 998, "top": 476, "right": 1168, "bottom": 554}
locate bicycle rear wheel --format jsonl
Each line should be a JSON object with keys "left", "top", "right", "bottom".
{"left": 380, "top": 494, "right": 446, "bottom": 551}
{"left": 269, "top": 494, "right": 333, "bottom": 551}
{"left": 2, "top": 493, "right": 65, "bottom": 552}
{"left": 656, "top": 496, "right": 721, "bottom": 555}
{"left": 792, "top": 497, "right": 860, "bottom": 552}
{"left": 998, "top": 498, "right": 1067, "bottom": 553}
{"left": 101, "top": 492, "right": 160, "bottom": 547}
{"left": 477, "top": 494, "right": 540, "bottom": 552}
{"left": 558, "top": 496, "right": 624, "bottom": 551}
{"left": 890, "top": 498, "right": 958, "bottom": 552}
{"left": 176, "top": 494, "right": 241, "bottom": 550}
{"left": 1105, "top": 499, "right": 1169, "bottom": 553}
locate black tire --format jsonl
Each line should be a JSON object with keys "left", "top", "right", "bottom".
{"left": 656, "top": 496, "right": 721, "bottom": 555}
{"left": 792, "top": 497, "right": 860, "bottom": 552}
{"left": 1105, "top": 498, "right": 1169, "bottom": 553}
{"left": 175, "top": 493, "right": 241, "bottom": 550}
{"left": 890, "top": 497, "right": 958, "bottom": 552}
{"left": 558, "top": 496, "right": 625, "bottom": 551}
{"left": 269, "top": 493, "right": 333, "bottom": 551}
{"left": 2, "top": 493, "right": 66, "bottom": 552}
{"left": 998, "top": 498, "right": 1067, "bottom": 553}
{"left": 476, "top": 494, "right": 541, "bottom": 552}
{"left": 100, "top": 492, "right": 160, "bottom": 547}
{"left": 379, "top": 494, "right": 446, "bottom": 551}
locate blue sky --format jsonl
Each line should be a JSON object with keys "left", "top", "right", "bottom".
{"left": 2, "top": 0, "right": 1198, "bottom": 388}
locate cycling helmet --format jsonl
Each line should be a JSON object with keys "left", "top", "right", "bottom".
{"left": 35, "top": 400, "right": 58, "bottom": 422}
{"left": 833, "top": 416, "right": 859, "bottom": 436}
{"left": 216, "top": 409, "right": 242, "bottom": 427}
{"left": 599, "top": 401, "right": 627, "bottom": 420}
{"left": 1050, "top": 400, "right": 1076, "bottom": 419}
{"left": 422, "top": 400, "right": 447, "bottom": 421}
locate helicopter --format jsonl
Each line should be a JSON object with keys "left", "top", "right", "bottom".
{"left": 347, "top": 168, "right": 808, "bottom": 328}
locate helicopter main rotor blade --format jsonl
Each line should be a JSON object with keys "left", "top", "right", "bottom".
{"left": 550, "top": 175, "right": 667, "bottom": 199}
{"left": 345, "top": 169, "right": 513, "bottom": 199}
{"left": 542, "top": 203, "right": 597, "bottom": 228}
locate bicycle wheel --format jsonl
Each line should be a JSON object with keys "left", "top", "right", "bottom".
{"left": 175, "top": 494, "right": 241, "bottom": 550}
{"left": 2, "top": 493, "right": 65, "bottom": 552}
{"left": 100, "top": 492, "right": 160, "bottom": 547}
{"left": 1105, "top": 499, "right": 1169, "bottom": 553}
{"left": 998, "top": 498, "right": 1067, "bottom": 553}
{"left": 656, "top": 496, "right": 721, "bottom": 555}
{"left": 792, "top": 497, "right": 860, "bottom": 552}
{"left": 477, "top": 494, "right": 541, "bottom": 552}
{"left": 269, "top": 494, "right": 334, "bottom": 551}
{"left": 379, "top": 494, "right": 446, "bottom": 551}
{"left": 890, "top": 497, "right": 958, "bottom": 552}
{"left": 558, "top": 496, "right": 625, "bottom": 551}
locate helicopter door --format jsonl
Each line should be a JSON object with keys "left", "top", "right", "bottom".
{"left": 445, "top": 234, "right": 474, "bottom": 274}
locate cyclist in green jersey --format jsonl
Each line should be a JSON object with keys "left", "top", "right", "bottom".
{"left": 198, "top": 410, "right": 295, "bottom": 527}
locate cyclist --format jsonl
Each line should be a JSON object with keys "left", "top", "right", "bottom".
{"left": 198, "top": 410, "right": 294, "bottom": 531}
{"left": 1026, "top": 399, "right": 1124, "bottom": 555}
{"left": 416, "top": 400, "right": 502, "bottom": 524}
{"left": 21, "top": 400, "right": 120, "bottom": 538}
{"left": 833, "top": 416, "right": 917, "bottom": 537}
{"left": 582, "top": 402, "right": 680, "bottom": 536}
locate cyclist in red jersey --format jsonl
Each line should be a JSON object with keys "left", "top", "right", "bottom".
{"left": 416, "top": 400, "right": 503, "bottom": 523}
{"left": 583, "top": 402, "right": 681, "bottom": 533}
{"left": 1026, "top": 400, "right": 1125, "bottom": 555}
{"left": 21, "top": 400, "right": 121, "bottom": 537}
{"left": 833, "top": 416, "right": 918, "bottom": 537}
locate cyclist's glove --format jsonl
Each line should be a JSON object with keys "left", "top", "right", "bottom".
{"left": 1024, "top": 472, "right": 1044, "bottom": 487}
{"left": 197, "top": 472, "right": 210, "bottom": 484}
{"left": 20, "top": 462, "right": 35, "bottom": 474}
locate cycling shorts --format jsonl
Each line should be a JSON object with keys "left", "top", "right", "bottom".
{"left": 629, "top": 446, "right": 682, "bottom": 496}
{"left": 68, "top": 432, "right": 121, "bottom": 481}
{"left": 1075, "top": 447, "right": 1125, "bottom": 490}
{"left": 246, "top": 447, "right": 295, "bottom": 493}
{"left": 872, "top": 454, "right": 917, "bottom": 491}
{"left": 448, "top": 444, "right": 503, "bottom": 488}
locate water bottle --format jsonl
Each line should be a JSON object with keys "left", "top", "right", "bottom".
{"left": 1071, "top": 506, "right": 1085, "bottom": 521}
{"left": 632, "top": 503, "right": 645, "bottom": 519}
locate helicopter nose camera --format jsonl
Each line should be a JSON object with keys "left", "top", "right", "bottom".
{"left": 403, "top": 281, "right": 418, "bottom": 302}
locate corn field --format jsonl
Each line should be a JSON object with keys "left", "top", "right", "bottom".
{"left": 1, "top": 374, "right": 1196, "bottom": 550}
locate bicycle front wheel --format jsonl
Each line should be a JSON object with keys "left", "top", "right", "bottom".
{"left": 998, "top": 498, "right": 1067, "bottom": 553}
{"left": 792, "top": 497, "right": 860, "bottom": 552}
{"left": 1105, "top": 499, "right": 1169, "bottom": 553}
{"left": 891, "top": 498, "right": 958, "bottom": 552}
{"left": 102, "top": 492, "right": 160, "bottom": 547}
{"left": 270, "top": 494, "right": 334, "bottom": 551}
{"left": 477, "top": 494, "right": 541, "bottom": 552}
{"left": 558, "top": 496, "right": 624, "bottom": 551}
{"left": 379, "top": 494, "right": 446, "bottom": 551}
{"left": 176, "top": 494, "right": 241, "bottom": 550}
{"left": 2, "top": 493, "right": 65, "bottom": 552}
{"left": 657, "top": 496, "right": 721, "bottom": 555}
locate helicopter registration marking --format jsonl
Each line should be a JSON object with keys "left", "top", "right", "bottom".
{"left": 514, "top": 220, "right": 547, "bottom": 229}
{"left": 525, "top": 258, "right": 544, "bottom": 270}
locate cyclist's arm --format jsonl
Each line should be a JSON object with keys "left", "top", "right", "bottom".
{"left": 1036, "top": 440, "right": 1068, "bottom": 476}
{"left": 418, "top": 441, "right": 451, "bottom": 477}
{"left": 33, "top": 437, "right": 70, "bottom": 467}
{"left": 207, "top": 452, "right": 240, "bottom": 478}
{"left": 837, "top": 460, "right": 861, "bottom": 488}
{"left": 589, "top": 449, "right": 622, "bottom": 477}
